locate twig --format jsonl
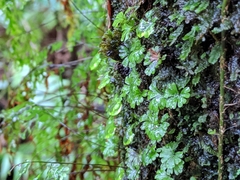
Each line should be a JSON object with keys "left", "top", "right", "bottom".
{"left": 9, "top": 160, "right": 125, "bottom": 172}
{"left": 218, "top": 1, "right": 229, "bottom": 180}
{"left": 70, "top": 0, "right": 104, "bottom": 32}
{"left": 48, "top": 57, "right": 92, "bottom": 68}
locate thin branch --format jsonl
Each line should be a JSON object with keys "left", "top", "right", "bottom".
{"left": 70, "top": 0, "right": 104, "bottom": 33}
{"left": 48, "top": 57, "right": 92, "bottom": 68}
{"left": 9, "top": 161, "right": 125, "bottom": 172}
{"left": 218, "top": 1, "right": 230, "bottom": 180}
{"left": 224, "top": 85, "right": 237, "bottom": 93}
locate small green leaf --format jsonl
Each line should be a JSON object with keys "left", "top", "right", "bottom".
{"left": 211, "top": 19, "right": 232, "bottom": 34}
{"left": 180, "top": 25, "right": 200, "bottom": 60}
{"left": 182, "top": 26, "right": 200, "bottom": 41}
{"left": 90, "top": 53, "right": 101, "bottom": 70}
{"left": 208, "top": 128, "right": 217, "bottom": 135}
{"left": 148, "top": 81, "right": 167, "bottom": 110}
{"left": 141, "top": 145, "right": 159, "bottom": 166}
{"left": 115, "top": 167, "right": 125, "bottom": 180}
{"left": 165, "top": 84, "right": 190, "bottom": 109}
{"left": 121, "top": 38, "right": 145, "bottom": 67}
{"left": 126, "top": 148, "right": 141, "bottom": 179}
{"left": 180, "top": 40, "right": 194, "bottom": 60}
{"left": 144, "top": 60, "right": 159, "bottom": 76}
{"left": 169, "top": 13, "right": 185, "bottom": 25}
{"left": 136, "top": 9, "right": 157, "bottom": 38}
{"left": 122, "top": 69, "right": 146, "bottom": 108}
{"left": 165, "top": 83, "right": 178, "bottom": 97}
{"left": 107, "top": 96, "right": 122, "bottom": 116}
{"left": 149, "top": 97, "right": 166, "bottom": 111}
{"left": 201, "top": 97, "right": 207, "bottom": 108}
{"left": 169, "top": 25, "right": 184, "bottom": 46}
{"left": 98, "top": 75, "right": 110, "bottom": 89}
{"left": 173, "top": 159, "right": 184, "bottom": 175}
{"left": 128, "top": 89, "right": 146, "bottom": 108}
{"left": 177, "top": 97, "right": 187, "bottom": 108}
{"left": 113, "top": 12, "right": 126, "bottom": 27}
{"left": 180, "top": 87, "right": 190, "bottom": 98}
{"left": 121, "top": 23, "right": 134, "bottom": 41}
{"left": 50, "top": 41, "right": 63, "bottom": 52}
{"left": 123, "top": 125, "right": 135, "bottom": 145}
{"left": 161, "top": 113, "right": 169, "bottom": 122}
{"left": 194, "top": 60, "right": 209, "bottom": 74}
{"left": 136, "top": 19, "right": 155, "bottom": 38}
{"left": 119, "top": 44, "right": 130, "bottom": 59}
{"left": 103, "top": 137, "right": 117, "bottom": 157}
{"left": 145, "top": 9, "right": 155, "bottom": 19}
{"left": 183, "top": 1, "right": 201, "bottom": 11}
{"left": 195, "top": 1, "right": 209, "bottom": 14}
{"left": 155, "top": 169, "right": 173, "bottom": 180}
{"left": 192, "top": 73, "right": 200, "bottom": 86}
{"left": 168, "top": 129, "right": 175, "bottom": 134}
{"left": 198, "top": 114, "right": 208, "bottom": 123}
{"left": 177, "top": 77, "right": 190, "bottom": 89}
{"left": 154, "top": 0, "right": 168, "bottom": 6}
{"left": 105, "top": 119, "right": 115, "bottom": 138}
{"left": 141, "top": 121, "right": 169, "bottom": 141}
{"left": 159, "top": 142, "right": 184, "bottom": 175}
{"left": 208, "top": 43, "right": 221, "bottom": 64}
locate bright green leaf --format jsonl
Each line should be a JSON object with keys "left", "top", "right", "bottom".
{"left": 50, "top": 41, "right": 63, "bottom": 52}
{"left": 123, "top": 125, "right": 135, "bottom": 145}
{"left": 195, "top": 1, "right": 209, "bottom": 14}
{"left": 159, "top": 142, "right": 184, "bottom": 175}
{"left": 112, "top": 12, "right": 126, "bottom": 27}
{"left": 121, "top": 23, "right": 134, "bottom": 41}
{"left": 182, "top": 26, "right": 200, "bottom": 41}
{"left": 208, "top": 42, "right": 221, "bottom": 64}
{"left": 141, "top": 145, "right": 159, "bottom": 166}
{"left": 180, "top": 87, "right": 190, "bottom": 98}
{"left": 115, "top": 167, "right": 125, "bottom": 180}
{"left": 103, "top": 137, "right": 117, "bottom": 157}
{"left": 107, "top": 96, "right": 122, "bottom": 116}
{"left": 208, "top": 128, "right": 217, "bottom": 135}
{"left": 90, "top": 53, "right": 101, "bottom": 70}
{"left": 148, "top": 81, "right": 167, "bottom": 110}
{"left": 164, "top": 83, "right": 178, "bottom": 97}
{"left": 180, "top": 40, "right": 194, "bottom": 60}
{"left": 98, "top": 75, "right": 110, "bottom": 89}
{"left": 136, "top": 19, "right": 155, "bottom": 38}
{"left": 166, "top": 97, "right": 178, "bottom": 109}
{"left": 183, "top": 1, "right": 201, "bottom": 11}
{"left": 105, "top": 119, "right": 115, "bottom": 138}
{"left": 144, "top": 60, "right": 159, "bottom": 76}
{"left": 141, "top": 121, "right": 169, "bottom": 141}
{"left": 155, "top": 169, "right": 173, "bottom": 180}
{"left": 126, "top": 148, "right": 141, "bottom": 179}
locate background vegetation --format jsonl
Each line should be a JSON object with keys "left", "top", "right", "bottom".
{"left": 0, "top": 0, "right": 118, "bottom": 179}
{"left": 0, "top": 0, "right": 240, "bottom": 180}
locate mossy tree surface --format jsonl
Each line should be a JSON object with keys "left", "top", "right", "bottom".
{"left": 94, "top": 0, "right": 240, "bottom": 179}
{"left": 0, "top": 0, "right": 118, "bottom": 179}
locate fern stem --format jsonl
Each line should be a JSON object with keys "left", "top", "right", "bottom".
{"left": 218, "top": 0, "right": 229, "bottom": 179}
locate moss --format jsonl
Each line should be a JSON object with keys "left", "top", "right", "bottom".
{"left": 100, "top": 0, "right": 240, "bottom": 179}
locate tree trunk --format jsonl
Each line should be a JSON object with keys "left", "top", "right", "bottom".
{"left": 102, "top": 0, "right": 240, "bottom": 179}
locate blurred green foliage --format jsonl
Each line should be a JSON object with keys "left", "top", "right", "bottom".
{"left": 0, "top": 0, "right": 119, "bottom": 179}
